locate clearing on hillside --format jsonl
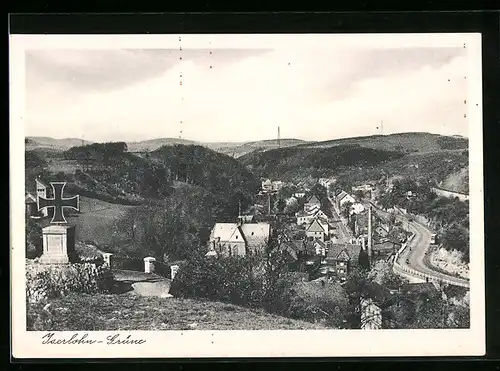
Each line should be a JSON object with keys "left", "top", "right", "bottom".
{"left": 27, "top": 293, "right": 329, "bottom": 331}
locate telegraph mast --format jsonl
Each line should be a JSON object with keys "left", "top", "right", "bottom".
{"left": 278, "top": 126, "right": 281, "bottom": 148}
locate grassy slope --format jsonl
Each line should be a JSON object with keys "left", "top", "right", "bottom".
{"left": 65, "top": 196, "right": 135, "bottom": 246}
{"left": 27, "top": 293, "right": 327, "bottom": 331}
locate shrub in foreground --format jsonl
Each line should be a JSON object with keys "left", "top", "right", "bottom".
{"left": 26, "top": 260, "right": 113, "bottom": 304}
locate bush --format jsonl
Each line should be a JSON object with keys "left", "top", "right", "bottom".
{"left": 26, "top": 260, "right": 113, "bottom": 303}
{"left": 287, "top": 281, "right": 350, "bottom": 327}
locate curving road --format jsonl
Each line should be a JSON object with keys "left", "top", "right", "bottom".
{"left": 367, "top": 202, "right": 469, "bottom": 287}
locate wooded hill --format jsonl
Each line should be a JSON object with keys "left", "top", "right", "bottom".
{"left": 239, "top": 133, "right": 469, "bottom": 191}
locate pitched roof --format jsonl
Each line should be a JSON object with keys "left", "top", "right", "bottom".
{"left": 240, "top": 222, "right": 270, "bottom": 248}
{"left": 337, "top": 190, "right": 348, "bottom": 200}
{"left": 306, "top": 219, "right": 325, "bottom": 233}
{"left": 326, "top": 243, "right": 362, "bottom": 262}
{"left": 306, "top": 195, "right": 321, "bottom": 204}
{"left": 25, "top": 193, "right": 37, "bottom": 204}
{"left": 372, "top": 240, "right": 400, "bottom": 251}
{"left": 35, "top": 178, "right": 48, "bottom": 188}
{"left": 210, "top": 223, "right": 245, "bottom": 243}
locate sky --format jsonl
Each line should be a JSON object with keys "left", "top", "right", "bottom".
{"left": 24, "top": 45, "right": 470, "bottom": 143}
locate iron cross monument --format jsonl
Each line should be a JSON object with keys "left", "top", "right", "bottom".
{"left": 37, "top": 181, "right": 80, "bottom": 264}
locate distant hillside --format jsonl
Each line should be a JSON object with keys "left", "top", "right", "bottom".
{"left": 26, "top": 136, "right": 93, "bottom": 151}
{"left": 127, "top": 138, "right": 198, "bottom": 152}
{"left": 296, "top": 132, "right": 468, "bottom": 154}
{"left": 239, "top": 144, "right": 405, "bottom": 181}
{"left": 207, "top": 138, "right": 312, "bottom": 158}
{"left": 238, "top": 132, "right": 469, "bottom": 186}
{"left": 337, "top": 150, "right": 469, "bottom": 189}
{"left": 26, "top": 142, "right": 259, "bottom": 216}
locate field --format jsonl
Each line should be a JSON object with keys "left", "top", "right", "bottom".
{"left": 65, "top": 196, "right": 135, "bottom": 246}
{"left": 27, "top": 292, "right": 328, "bottom": 331}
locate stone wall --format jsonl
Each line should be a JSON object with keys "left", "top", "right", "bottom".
{"left": 26, "top": 259, "right": 113, "bottom": 303}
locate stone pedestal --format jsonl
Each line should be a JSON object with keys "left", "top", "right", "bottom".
{"left": 144, "top": 257, "right": 156, "bottom": 274}
{"left": 39, "top": 225, "right": 76, "bottom": 264}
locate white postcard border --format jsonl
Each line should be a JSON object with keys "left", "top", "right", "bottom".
{"left": 10, "top": 33, "right": 485, "bottom": 358}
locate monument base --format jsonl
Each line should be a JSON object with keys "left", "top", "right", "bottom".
{"left": 39, "top": 254, "right": 70, "bottom": 264}
{"left": 40, "top": 224, "right": 76, "bottom": 265}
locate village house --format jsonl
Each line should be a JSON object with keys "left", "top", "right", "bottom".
{"left": 352, "top": 184, "right": 374, "bottom": 193}
{"left": 371, "top": 238, "right": 401, "bottom": 260}
{"left": 293, "top": 192, "right": 306, "bottom": 198}
{"left": 324, "top": 243, "right": 362, "bottom": 281}
{"left": 25, "top": 193, "right": 38, "bottom": 217}
{"left": 318, "top": 177, "right": 336, "bottom": 189}
{"left": 207, "top": 219, "right": 271, "bottom": 257}
{"left": 286, "top": 196, "right": 298, "bottom": 206}
{"left": 296, "top": 207, "right": 329, "bottom": 226}
{"left": 25, "top": 177, "right": 49, "bottom": 218}
{"left": 261, "top": 179, "right": 273, "bottom": 192}
{"left": 272, "top": 180, "right": 283, "bottom": 192}
{"left": 305, "top": 219, "right": 327, "bottom": 242}
{"left": 304, "top": 194, "right": 321, "bottom": 211}
{"left": 336, "top": 190, "right": 356, "bottom": 210}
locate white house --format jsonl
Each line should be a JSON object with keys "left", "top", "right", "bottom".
{"left": 262, "top": 179, "right": 273, "bottom": 192}
{"left": 305, "top": 218, "right": 326, "bottom": 242}
{"left": 208, "top": 221, "right": 270, "bottom": 257}
{"left": 35, "top": 178, "right": 49, "bottom": 217}
{"left": 338, "top": 192, "right": 356, "bottom": 209}
{"left": 272, "top": 181, "right": 283, "bottom": 191}
{"left": 294, "top": 192, "right": 306, "bottom": 198}
{"left": 352, "top": 184, "right": 374, "bottom": 193}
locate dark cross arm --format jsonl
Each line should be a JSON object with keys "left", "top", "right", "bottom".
{"left": 37, "top": 182, "right": 80, "bottom": 224}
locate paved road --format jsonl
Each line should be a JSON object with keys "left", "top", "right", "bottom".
{"left": 327, "top": 197, "right": 353, "bottom": 243}
{"left": 367, "top": 202, "right": 469, "bottom": 287}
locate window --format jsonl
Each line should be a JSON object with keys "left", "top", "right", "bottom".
{"left": 339, "top": 262, "right": 345, "bottom": 266}
{"left": 235, "top": 235, "right": 238, "bottom": 239}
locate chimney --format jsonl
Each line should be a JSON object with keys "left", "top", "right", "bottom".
{"left": 367, "top": 206, "right": 372, "bottom": 260}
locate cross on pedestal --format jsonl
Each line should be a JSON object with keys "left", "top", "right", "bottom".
{"left": 37, "top": 182, "right": 80, "bottom": 224}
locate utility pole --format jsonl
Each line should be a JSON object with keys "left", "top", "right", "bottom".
{"left": 278, "top": 126, "right": 281, "bottom": 149}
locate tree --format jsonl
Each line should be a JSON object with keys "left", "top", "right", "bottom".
{"left": 26, "top": 216, "right": 42, "bottom": 259}
{"left": 358, "top": 250, "right": 370, "bottom": 270}
{"left": 276, "top": 198, "right": 286, "bottom": 214}
{"left": 441, "top": 224, "right": 469, "bottom": 263}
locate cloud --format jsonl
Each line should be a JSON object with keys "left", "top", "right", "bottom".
{"left": 24, "top": 47, "right": 469, "bottom": 142}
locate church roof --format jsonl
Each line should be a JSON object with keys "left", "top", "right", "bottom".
{"left": 240, "top": 222, "right": 270, "bottom": 248}
{"left": 210, "top": 223, "right": 245, "bottom": 244}
{"left": 306, "top": 219, "right": 325, "bottom": 233}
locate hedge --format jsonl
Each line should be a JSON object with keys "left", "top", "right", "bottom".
{"left": 26, "top": 260, "right": 113, "bottom": 304}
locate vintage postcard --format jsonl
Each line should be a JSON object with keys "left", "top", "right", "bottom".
{"left": 10, "top": 33, "right": 485, "bottom": 358}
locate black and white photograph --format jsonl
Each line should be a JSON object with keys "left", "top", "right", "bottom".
{"left": 10, "top": 33, "right": 485, "bottom": 358}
